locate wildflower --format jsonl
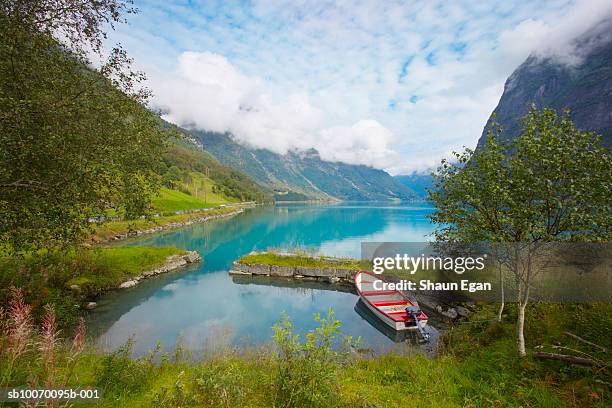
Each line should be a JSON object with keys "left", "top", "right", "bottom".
{"left": 7, "top": 287, "right": 33, "bottom": 358}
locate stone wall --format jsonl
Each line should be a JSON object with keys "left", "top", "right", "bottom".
{"left": 229, "top": 261, "right": 356, "bottom": 283}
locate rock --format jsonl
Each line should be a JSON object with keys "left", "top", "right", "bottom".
{"left": 294, "top": 266, "right": 314, "bottom": 277}
{"left": 183, "top": 250, "right": 202, "bottom": 263}
{"left": 119, "top": 279, "right": 138, "bottom": 289}
{"left": 142, "top": 269, "right": 159, "bottom": 277}
{"left": 270, "top": 265, "right": 295, "bottom": 277}
{"left": 231, "top": 262, "right": 250, "bottom": 274}
{"left": 327, "top": 276, "right": 341, "bottom": 284}
{"left": 249, "top": 263, "right": 271, "bottom": 276}
{"left": 229, "top": 268, "right": 251, "bottom": 275}
{"left": 456, "top": 305, "right": 471, "bottom": 318}
{"left": 164, "top": 255, "right": 188, "bottom": 271}
{"left": 85, "top": 302, "right": 97, "bottom": 310}
{"left": 70, "top": 284, "right": 81, "bottom": 293}
{"left": 334, "top": 268, "right": 356, "bottom": 280}
{"left": 436, "top": 305, "right": 458, "bottom": 320}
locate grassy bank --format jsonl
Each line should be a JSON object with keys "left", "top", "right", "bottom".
{"left": 89, "top": 206, "right": 245, "bottom": 242}
{"left": 151, "top": 188, "right": 218, "bottom": 212}
{"left": 0, "top": 246, "right": 186, "bottom": 326}
{"left": 1, "top": 299, "right": 609, "bottom": 407}
{"left": 239, "top": 251, "right": 367, "bottom": 270}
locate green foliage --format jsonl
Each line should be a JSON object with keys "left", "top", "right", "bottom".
{"left": 272, "top": 309, "right": 352, "bottom": 408}
{"left": 0, "top": 1, "right": 167, "bottom": 250}
{"left": 162, "top": 135, "right": 270, "bottom": 203}
{"left": 0, "top": 288, "right": 87, "bottom": 389}
{"left": 430, "top": 107, "right": 612, "bottom": 355}
{"left": 97, "top": 339, "right": 156, "bottom": 398}
{"left": 274, "top": 191, "right": 311, "bottom": 201}
{"left": 0, "top": 246, "right": 185, "bottom": 325}
{"left": 430, "top": 107, "right": 612, "bottom": 242}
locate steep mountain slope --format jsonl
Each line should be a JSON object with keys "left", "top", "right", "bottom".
{"left": 478, "top": 19, "right": 612, "bottom": 147}
{"left": 190, "top": 130, "right": 418, "bottom": 201}
{"left": 160, "top": 125, "right": 270, "bottom": 204}
{"left": 394, "top": 173, "right": 433, "bottom": 199}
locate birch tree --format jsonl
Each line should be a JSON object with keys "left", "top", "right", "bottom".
{"left": 429, "top": 107, "right": 612, "bottom": 356}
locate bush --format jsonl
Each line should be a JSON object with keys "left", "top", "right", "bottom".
{"left": 272, "top": 308, "right": 352, "bottom": 408}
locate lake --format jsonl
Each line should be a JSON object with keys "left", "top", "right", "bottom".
{"left": 89, "top": 203, "right": 439, "bottom": 356}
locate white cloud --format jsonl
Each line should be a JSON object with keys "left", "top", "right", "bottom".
{"left": 108, "top": 0, "right": 612, "bottom": 174}
{"left": 153, "top": 51, "right": 397, "bottom": 168}
{"left": 497, "top": 0, "right": 612, "bottom": 66}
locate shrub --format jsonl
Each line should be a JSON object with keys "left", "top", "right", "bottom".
{"left": 272, "top": 308, "right": 352, "bottom": 408}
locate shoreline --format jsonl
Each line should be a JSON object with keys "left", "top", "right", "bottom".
{"left": 91, "top": 205, "right": 251, "bottom": 243}
{"left": 117, "top": 250, "right": 202, "bottom": 290}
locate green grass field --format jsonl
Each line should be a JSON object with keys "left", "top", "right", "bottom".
{"left": 151, "top": 187, "right": 217, "bottom": 212}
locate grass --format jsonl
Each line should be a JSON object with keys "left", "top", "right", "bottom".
{"left": 0, "top": 246, "right": 186, "bottom": 326}
{"left": 238, "top": 251, "right": 368, "bottom": 270}
{"left": 151, "top": 187, "right": 218, "bottom": 213}
{"left": 182, "top": 171, "right": 238, "bottom": 204}
{"left": 2, "top": 300, "right": 609, "bottom": 407}
{"left": 89, "top": 206, "right": 244, "bottom": 242}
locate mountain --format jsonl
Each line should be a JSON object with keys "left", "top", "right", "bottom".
{"left": 188, "top": 130, "right": 418, "bottom": 201}
{"left": 393, "top": 173, "right": 433, "bottom": 199}
{"left": 159, "top": 121, "right": 271, "bottom": 204}
{"left": 477, "top": 19, "right": 612, "bottom": 148}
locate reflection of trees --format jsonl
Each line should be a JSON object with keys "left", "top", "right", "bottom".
{"left": 86, "top": 265, "right": 199, "bottom": 337}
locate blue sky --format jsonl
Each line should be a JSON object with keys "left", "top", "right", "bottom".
{"left": 108, "top": 0, "right": 612, "bottom": 173}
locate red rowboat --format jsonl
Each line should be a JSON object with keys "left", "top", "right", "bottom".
{"left": 354, "top": 270, "right": 428, "bottom": 334}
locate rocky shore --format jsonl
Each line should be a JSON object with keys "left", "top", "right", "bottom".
{"left": 229, "top": 261, "right": 357, "bottom": 283}
{"left": 105, "top": 209, "right": 245, "bottom": 242}
{"left": 118, "top": 250, "right": 202, "bottom": 289}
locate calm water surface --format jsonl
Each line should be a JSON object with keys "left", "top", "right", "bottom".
{"left": 90, "top": 203, "right": 438, "bottom": 355}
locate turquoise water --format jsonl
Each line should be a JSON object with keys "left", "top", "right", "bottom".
{"left": 90, "top": 203, "right": 438, "bottom": 355}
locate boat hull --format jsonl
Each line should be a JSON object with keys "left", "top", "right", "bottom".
{"left": 354, "top": 270, "right": 428, "bottom": 332}
{"left": 361, "top": 295, "right": 428, "bottom": 331}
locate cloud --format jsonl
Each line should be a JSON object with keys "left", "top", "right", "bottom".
{"left": 497, "top": 0, "right": 612, "bottom": 66}
{"left": 152, "top": 51, "right": 397, "bottom": 168}
{"left": 108, "top": 0, "right": 612, "bottom": 174}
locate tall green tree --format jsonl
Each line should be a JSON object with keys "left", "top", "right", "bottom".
{"left": 0, "top": 0, "right": 166, "bottom": 251}
{"left": 430, "top": 107, "right": 612, "bottom": 356}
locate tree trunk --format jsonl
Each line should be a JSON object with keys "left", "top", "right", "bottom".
{"left": 497, "top": 262, "right": 505, "bottom": 322}
{"left": 517, "top": 301, "right": 527, "bottom": 356}
{"left": 532, "top": 352, "right": 599, "bottom": 367}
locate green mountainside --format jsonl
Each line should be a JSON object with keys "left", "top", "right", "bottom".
{"left": 189, "top": 130, "right": 418, "bottom": 201}
{"left": 160, "top": 130, "right": 270, "bottom": 206}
